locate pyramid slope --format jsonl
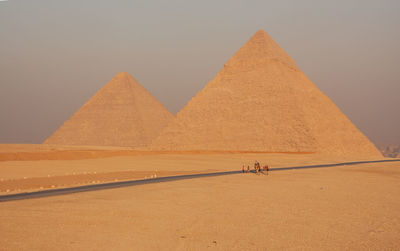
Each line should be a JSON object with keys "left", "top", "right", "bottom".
{"left": 151, "top": 30, "right": 381, "bottom": 157}
{"left": 44, "top": 72, "right": 174, "bottom": 147}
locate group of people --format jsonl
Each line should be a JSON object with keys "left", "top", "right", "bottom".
{"left": 241, "top": 160, "right": 269, "bottom": 175}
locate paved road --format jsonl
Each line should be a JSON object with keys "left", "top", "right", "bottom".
{"left": 0, "top": 158, "right": 399, "bottom": 203}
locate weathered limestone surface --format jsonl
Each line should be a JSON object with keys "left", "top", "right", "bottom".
{"left": 152, "top": 30, "right": 381, "bottom": 157}
{"left": 44, "top": 72, "right": 174, "bottom": 147}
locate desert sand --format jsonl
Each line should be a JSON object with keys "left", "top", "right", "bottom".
{"left": 0, "top": 151, "right": 399, "bottom": 250}
{"left": 44, "top": 72, "right": 174, "bottom": 147}
{"left": 152, "top": 30, "right": 381, "bottom": 158}
{"left": 0, "top": 144, "right": 385, "bottom": 194}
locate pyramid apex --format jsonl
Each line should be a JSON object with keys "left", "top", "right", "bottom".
{"left": 224, "top": 29, "right": 298, "bottom": 69}
{"left": 248, "top": 29, "right": 271, "bottom": 42}
{"left": 254, "top": 29, "right": 267, "bottom": 36}
{"left": 248, "top": 30, "right": 272, "bottom": 44}
{"left": 113, "top": 72, "right": 132, "bottom": 80}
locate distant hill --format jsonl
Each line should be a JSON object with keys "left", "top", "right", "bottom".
{"left": 379, "top": 145, "right": 400, "bottom": 158}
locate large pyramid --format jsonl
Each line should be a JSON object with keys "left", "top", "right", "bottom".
{"left": 151, "top": 30, "right": 381, "bottom": 157}
{"left": 44, "top": 72, "right": 174, "bottom": 147}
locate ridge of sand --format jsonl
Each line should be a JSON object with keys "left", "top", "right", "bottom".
{"left": 44, "top": 72, "right": 174, "bottom": 147}
{"left": 151, "top": 30, "right": 381, "bottom": 158}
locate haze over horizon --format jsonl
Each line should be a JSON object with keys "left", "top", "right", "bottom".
{"left": 1, "top": 0, "right": 399, "bottom": 146}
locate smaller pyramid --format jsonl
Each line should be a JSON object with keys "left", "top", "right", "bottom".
{"left": 44, "top": 72, "right": 174, "bottom": 147}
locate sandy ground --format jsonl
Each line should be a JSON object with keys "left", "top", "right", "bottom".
{"left": 0, "top": 147, "right": 385, "bottom": 194}
{"left": 0, "top": 144, "right": 138, "bottom": 161}
{"left": 0, "top": 144, "right": 319, "bottom": 162}
{"left": 0, "top": 170, "right": 216, "bottom": 193}
{"left": 0, "top": 144, "right": 133, "bottom": 152}
{"left": 0, "top": 153, "right": 399, "bottom": 250}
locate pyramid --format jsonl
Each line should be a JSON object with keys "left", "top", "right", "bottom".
{"left": 151, "top": 30, "right": 381, "bottom": 157}
{"left": 44, "top": 72, "right": 174, "bottom": 147}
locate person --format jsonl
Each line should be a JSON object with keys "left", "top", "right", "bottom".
{"left": 264, "top": 165, "right": 269, "bottom": 175}
{"left": 254, "top": 161, "right": 259, "bottom": 173}
{"left": 242, "top": 165, "right": 245, "bottom": 173}
{"left": 247, "top": 165, "right": 250, "bottom": 173}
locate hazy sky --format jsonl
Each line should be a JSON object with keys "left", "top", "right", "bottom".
{"left": 0, "top": 0, "right": 399, "bottom": 146}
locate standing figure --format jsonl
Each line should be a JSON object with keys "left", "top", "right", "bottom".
{"left": 242, "top": 165, "right": 245, "bottom": 173}
{"left": 254, "top": 160, "right": 260, "bottom": 173}
{"left": 264, "top": 165, "right": 269, "bottom": 175}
